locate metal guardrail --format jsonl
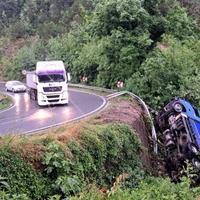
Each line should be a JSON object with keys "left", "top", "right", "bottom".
{"left": 69, "top": 83, "right": 117, "bottom": 93}
{"left": 1, "top": 81, "right": 157, "bottom": 153}
{"left": 68, "top": 84, "right": 157, "bottom": 154}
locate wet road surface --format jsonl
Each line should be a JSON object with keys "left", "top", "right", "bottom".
{"left": 0, "top": 83, "right": 106, "bottom": 135}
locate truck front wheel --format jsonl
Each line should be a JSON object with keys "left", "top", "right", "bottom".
{"left": 30, "top": 89, "right": 37, "bottom": 101}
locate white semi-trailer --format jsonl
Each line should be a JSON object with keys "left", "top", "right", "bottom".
{"left": 26, "top": 60, "right": 69, "bottom": 106}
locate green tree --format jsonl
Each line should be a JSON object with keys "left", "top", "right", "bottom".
{"left": 126, "top": 36, "right": 200, "bottom": 108}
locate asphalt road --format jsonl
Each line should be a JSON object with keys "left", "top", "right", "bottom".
{"left": 0, "top": 83, "right": 106, "bottom": 135}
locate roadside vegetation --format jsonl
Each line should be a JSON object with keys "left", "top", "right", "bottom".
{"left": 0, "top": 98, "right": 200, "bottom": 200}
{"left": 0, "top": 123, "right": 143, "bottom": 199}
{"left": 0, "top": 93, "right": 12, "bottom": 110}
{"left": 1, "top": 0, "right": 200, "bottom": 199}
{"left": 1, "top": 0, "right": 200, "bottom": 108}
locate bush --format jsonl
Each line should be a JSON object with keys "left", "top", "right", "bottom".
{"left": 0, "top": 147, "right": 49, "bottom": 199}
{"left": 126, "top": 36, "right": 200, "bottom": 108}
{"left": 71, "top": 177, "right": 200, "bottom": 200}
{"left": 68, "top": 124, "right": 144, "bottom": 187}
{"left": 42, "top": 124, "right": 144, "bottom": 198}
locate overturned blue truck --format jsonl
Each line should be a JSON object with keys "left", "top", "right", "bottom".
{"left": 155, "top": 97, "right": 200, "bottom": 181}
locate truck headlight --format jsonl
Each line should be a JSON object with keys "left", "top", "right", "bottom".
{"left": 62, "top": 91, "right": 68, "bottom": 99}
{"left": 38, "top": 92, "right": 44, "bottom": 100}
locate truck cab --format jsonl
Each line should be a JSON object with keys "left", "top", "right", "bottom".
{"left": 26, "top": 61, "right": 69, "bottom": 106}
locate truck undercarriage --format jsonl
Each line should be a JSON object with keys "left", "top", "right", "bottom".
{"left": 155, "top": 97, "right": 200, "bottom": 182}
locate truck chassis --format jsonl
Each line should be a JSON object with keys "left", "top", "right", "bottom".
{"left": 155, "top": 97, "right": 200, "bottom": 182}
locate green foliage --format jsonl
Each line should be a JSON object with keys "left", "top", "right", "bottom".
{"left": 0, "top": 147, "right": 49, "bottom": 199}
{"left": 37, "top": 22, "right": 64, "bottom": 40}
{"left": 0, "top": 175, "right": 10, "bottom": 191}
{"left": 166, "top": 6, "right": 198, "bottom": 40}
{"left": 68, "top": 124, "right": 144, "bottom": 186}
{"left": 179, "top": 0, "right": 200, "bottom": 25}
{"left": 0, "top": 191, "right": 30, "bottom": 200}
{"left": 42, "top": 124, "right": 144, "bottom": 198}
{"left": 6, "top": 20, "right": 31, "bottom": 39}
{"left": 54, "top": 175, "right": 83, "bottom": 197}
{"left": 47, "top": 30, "right": 89, "bottom": 82}
{"left": 42, "top": 142, "right": 71, "bottom": 179}
{"left": 70, "top": 185, "right": 102, "bottom": 200}
{"left": 126, "top": 36, "right": 200, "bottom": 108}
{"left": 2, "top": 0, "right": 199, "bottom": 97}
{"left": 0, "top": 0, "right": 95, "bottom": 38}
{"left": 48, "top": 195, "right": 61, "bottom": 200}
{"left": 71, "top": 177, "right": 200, "bottom": 200}
{"left": 44, "top": 0, "right": 199, "bottom": 89}
{"left": 4, "top": 39, "right": 46, "bottom": 80}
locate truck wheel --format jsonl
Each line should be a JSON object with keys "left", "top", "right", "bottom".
{"left": 173, "top": 103, "right": 182, "bottom": 113}
{"left": 188, "top": 143, "right": 198, "bottom": 155}
{"left": 179, "top": 134, "right": 188, "bottom": 147}
{"left": 30, "top": 89, "right": 37, "bottom": 101}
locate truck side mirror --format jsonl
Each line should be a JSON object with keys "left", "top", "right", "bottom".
{"left": 67, "top": 73, "right": 71, "bottom": 82}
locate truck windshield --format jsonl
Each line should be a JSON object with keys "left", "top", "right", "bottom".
{"left": 38, "top": 74, "right": 65, "bottom": 83}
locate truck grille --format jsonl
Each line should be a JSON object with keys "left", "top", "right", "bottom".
{"left": 43, "top": 86, "right": 62, "bottom": 92}
{"left": 47, "top": 95, "right": 59, "bottom": 99}
{"left": 48, "top": 99, "right": 59, "bottom": 103}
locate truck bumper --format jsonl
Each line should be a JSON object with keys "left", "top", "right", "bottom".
{"left": 37, "top": 92, "right": 68, "bottom": 106}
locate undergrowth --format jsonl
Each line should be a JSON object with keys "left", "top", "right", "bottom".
{"left": 0, "top": 123, "right": 144, "bottom": 199}
{"left": 71, "top": 177, "right": 200, "bottom": 200}
{"left": 0, "top": 147, "right": 50, "bottom": 199}
{"left": 1, "top": 123, "right": 200, "bottom": 199}
{"left": 0, "top": 94, "right": 12, "bottom": 110}
{"left": 42, "top": 123, "right": 144, "bottom": 198}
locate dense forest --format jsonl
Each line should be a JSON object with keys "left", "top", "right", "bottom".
{"left": 1, "top": 0, "right": 200, "bottom": 108}
{"left": 1, "top": 0, "right": 200, "bottom": 199}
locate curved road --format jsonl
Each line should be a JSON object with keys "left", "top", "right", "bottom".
{"left": 0, "top": 83, "right": 106, "bottom": 135}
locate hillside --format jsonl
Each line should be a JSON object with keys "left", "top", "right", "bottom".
{"left": 1, "top": 0, "right": 200, "bottom": 108}
{"left": 0, "top": 94, "right": 200, "bottom": 199}
{"left": 0, "top": 97, "right": 152, "bottom": 199}
{"left": 1, "top": 0, "right": 200, "bottom": 199}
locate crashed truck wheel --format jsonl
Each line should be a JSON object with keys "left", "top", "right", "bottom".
{"left": 173, "top": 103, "right": 183, "bottom": 113}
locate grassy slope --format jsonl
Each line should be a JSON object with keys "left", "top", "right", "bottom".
{"left": 0, "top": 97, "right": 200, "bottom": 199}
{"left": 0, "top": 93, "right": 12, "bottom": 110}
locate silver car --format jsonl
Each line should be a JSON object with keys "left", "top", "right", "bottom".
{"left": 5, "top": 81, "right": 26, "bottom": 92}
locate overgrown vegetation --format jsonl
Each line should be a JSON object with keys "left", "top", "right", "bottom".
{"left": 2, "top": 0, "right": 200, "bottom": 108}
{"left": 71, "top": 177, "right": 200, "bottom": 200}
{"left": 0, "top": 124, "right": 144, "bottom": 199}
{"left": 1, "top": 0, "right": 200, "bottom": 198}
{"left": 0, "top": 93, "right": 12, "bottom": 110}
{"left": 0, "top": 147, "right": 49, "bottom": 199}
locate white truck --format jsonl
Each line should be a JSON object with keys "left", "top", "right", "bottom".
{"left": 26, "top": 60, "right": 69, "bottom": 106}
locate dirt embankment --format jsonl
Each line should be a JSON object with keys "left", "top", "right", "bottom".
{"left": 93, "top": 97, "right": 153, "bottom": 171}
{"left": 4, "top": 96, "right": 153, "bottom": 172}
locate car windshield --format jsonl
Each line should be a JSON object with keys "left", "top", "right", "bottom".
{"left": 12, "top": 81, "right": 23, "bottom": 86}
{"left": 38, "top": 74, "right": 65, "bottom": 83}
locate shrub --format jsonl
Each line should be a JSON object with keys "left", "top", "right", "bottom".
{"left": 42, "top": 124, "right": 144, "bottom": 198}
{"left": 0, "top": 147, "right": 49, "bottom": 199}
{"left": 42, "top": 142, "right": 72, "bottom": 179}
{"left": 68, "top": 124, "right": 144, "bottom": 187}
{"left": 126, "top": 36, "right": 200, "bottom": 108}
{"left": 71, "top": 177, "right": 200, "bottom": 200}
